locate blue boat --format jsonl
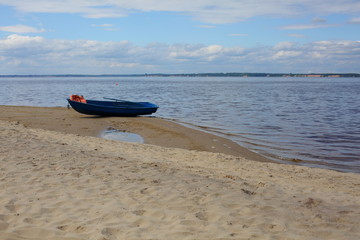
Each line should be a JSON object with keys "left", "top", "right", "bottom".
{"left": 67, "top": 95, "right": 158, "bottom": 116}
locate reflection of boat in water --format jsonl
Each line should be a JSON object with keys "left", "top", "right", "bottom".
{"left": 67, "top": 95, "right": 159, "bottom": 116}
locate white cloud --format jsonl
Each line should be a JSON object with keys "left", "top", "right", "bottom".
{"left": 0, "top": 35, "right": 359, "bottom": 74}
{"left": 272, "top": 50, "right": 302, "bottom": 59}
{"left": 273, "top": 42, "right": 296, "bottom": 50}
{"left": 169, "top": 45, "right": 230, "bottom": 62}
{"left": 0, "top": 25, "right": 45, "bottom": 33}
{"left": 1, "top": 0, "right": 360, "bottom": 24}
{"left": 1, "top": 34, "right": 44, "bottom": 46}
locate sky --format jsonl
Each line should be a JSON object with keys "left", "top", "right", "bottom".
{"left": 0, "top": 0, "right": 359, "bottom": 74}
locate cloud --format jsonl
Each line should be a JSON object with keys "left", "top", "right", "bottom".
{"left": 0, "top": 24, "right": 45, "bottom": 33}
{"left": 91, "top": 24, "right": 114, "bottom": 27}
{"left": 169, "top": 45, "right": 226, "bottom": 61}
{"left": 287, "top": 33, "right": 308, "bottom": 38}
{"left": 272, "top": 50, "right": 302, "bottom": 59}
{"left": 281, "top": 23, "right": 338, "bottom": 30}
{"left": 0, "top": 34, "right": 44, "bottom": 47}
{"left": 312, "top": 17, "right": 327, "bottom": 23}
{"left": 273, "top": 42, "right": 296, "bottom": 50}
{"left": 91, "top": 23, "right": 118, "bottom": 31}
{"left": 0, "top": 35, "right": 359, "bottom": 74}
{"left": 348, "top": 17, "right": 360, "bottom": 24}
{"left": 1, "top": 0, "right": 360, "bottom": 24}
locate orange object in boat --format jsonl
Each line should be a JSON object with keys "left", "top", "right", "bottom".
{"left": 69, "top": 95, "right": 87, "bottom": 103}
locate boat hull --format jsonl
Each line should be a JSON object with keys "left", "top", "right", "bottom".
{"left": 67, "top": 99, "right": 158, "bottom": 116}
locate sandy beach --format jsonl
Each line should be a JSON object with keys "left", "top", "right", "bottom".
{"left": 0, "top": 105, "right": 270, "bottom": 162}
{"left": 1, "top": 106, "right": 360, "bottom": 239}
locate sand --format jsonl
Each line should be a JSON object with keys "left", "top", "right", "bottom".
{"left": 1, "top": 107, "right": 360, "bottom": 239}
{"left": 0, "top": 105, "right": 270, "bottom": 162}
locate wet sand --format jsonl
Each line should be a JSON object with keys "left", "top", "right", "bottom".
{"left": 0, "top": 105, "right": 270, "bottom": 162}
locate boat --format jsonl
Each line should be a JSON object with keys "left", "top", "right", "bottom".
{"left": 67, "top": 95, "right": 159, "bottom": 116}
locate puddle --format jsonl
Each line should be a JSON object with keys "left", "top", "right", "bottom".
{"left": 100, "top": 127, "right": 144, "bottom": 143}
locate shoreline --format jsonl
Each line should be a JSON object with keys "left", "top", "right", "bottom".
{"left": 0, "top": 105, "right": 271, "bottom": 163}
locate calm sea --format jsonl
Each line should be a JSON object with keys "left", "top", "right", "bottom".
{"left": 1, "top": 76, "right": 360, "bottom": 173}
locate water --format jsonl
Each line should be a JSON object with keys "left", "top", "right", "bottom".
{"left": 100, "top": 128, "right": 144, "bottom": 143}
{"left": 1, "top": 76, "right": 359, "bottom": 173}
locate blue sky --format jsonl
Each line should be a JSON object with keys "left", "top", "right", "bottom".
{"left": 0, "top": 0, "right": 359, "bottom": 74}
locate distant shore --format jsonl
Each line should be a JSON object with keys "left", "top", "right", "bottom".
{"left": 1, "top": 72, "right": 360, "bottom": 78}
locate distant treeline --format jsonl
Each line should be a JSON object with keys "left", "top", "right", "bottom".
{"left": 1, "top": 73, "right": 360, "bottom": 78}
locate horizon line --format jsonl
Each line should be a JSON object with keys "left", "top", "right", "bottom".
{"left": 1, "top": 72, "right": 360, "bottom": 77}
